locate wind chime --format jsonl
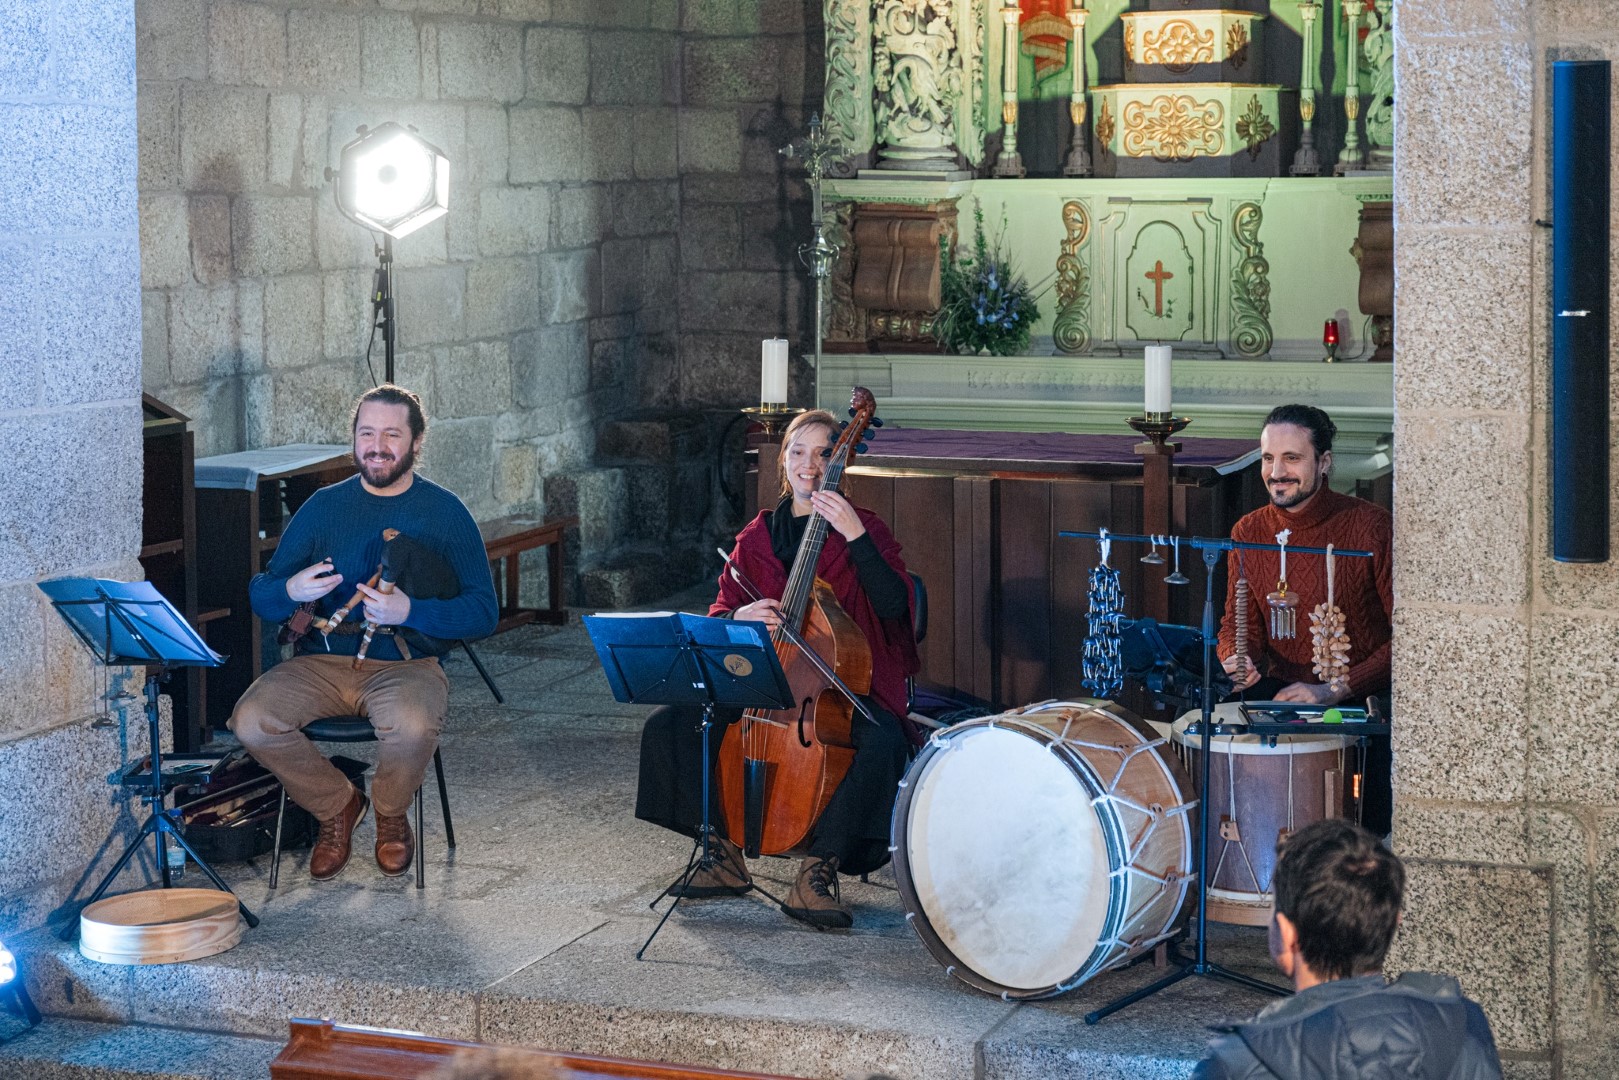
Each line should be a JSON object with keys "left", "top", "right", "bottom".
{"left": 1267, "top": 529, "right": 1300, "bottom": 639}
{"left": 1310, "top": 543, "right": 1352, "bottom": 692}
{"left": 1082, "top": 530, "right": 1125, "bottom": 699}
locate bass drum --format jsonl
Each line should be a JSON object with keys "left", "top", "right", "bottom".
{"left": 892, "top": 700, "right": 1194, "bottom": 1000}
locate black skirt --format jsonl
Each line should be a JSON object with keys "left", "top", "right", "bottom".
{"left": 634, "top": 698, "right": 911, "bottom": 877}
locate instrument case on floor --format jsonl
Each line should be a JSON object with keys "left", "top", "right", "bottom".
{"left": 174, "top": 750, "right": 369, "bottom": 864}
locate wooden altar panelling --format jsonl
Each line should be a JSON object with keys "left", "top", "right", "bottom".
{"left": 844, "top": 459, "right": 1262, "bottom": 714}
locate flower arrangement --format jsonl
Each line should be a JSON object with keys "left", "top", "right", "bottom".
{"left": 936, "top": 200, "right": 1042, "bottom": 356}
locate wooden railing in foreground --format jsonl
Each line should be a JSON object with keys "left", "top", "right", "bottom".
{"left": 271, "top": 1019, "right": 801, "bottom": 1080}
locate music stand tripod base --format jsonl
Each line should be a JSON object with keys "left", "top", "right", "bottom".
{"left": 582, "top": 612, "right": 794, "bottom": 960}
{"left": 39, "top": 578, "right": 259, "bottom": 934}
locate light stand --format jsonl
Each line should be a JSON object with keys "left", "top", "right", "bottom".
{"left": 374, "top": 234, "right": 396, "bottom": 384}
{"left": 1057, "top": 530, "right": 1375, "bottom": 1023}
{"left": 327, "top": 122, "right": 449, "bottom": 388}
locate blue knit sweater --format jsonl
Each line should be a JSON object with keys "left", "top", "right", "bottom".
{"left": 249, "top": 474, "right": 498, "bottom": 660}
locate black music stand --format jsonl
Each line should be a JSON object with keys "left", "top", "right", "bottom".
{"left": 39, "top": 578, "right": 259, "bottom": 931}
{"left": 584, "top": 612, "right": 793, "bottom": 959}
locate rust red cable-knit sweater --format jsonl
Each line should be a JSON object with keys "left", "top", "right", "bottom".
{"left": 1216, "top": 486, "right": 1394, "bottom": 696}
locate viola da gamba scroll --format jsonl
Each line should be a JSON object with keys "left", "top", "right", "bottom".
{"left": 716, "top": 387, "right": 881, "bottom": 858}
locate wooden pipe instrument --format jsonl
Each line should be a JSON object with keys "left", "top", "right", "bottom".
{"left": 314, "top": 529, "right": 399, "bottom": 634}
{"left": 715, "top": 387, "right": 880, "bottom": 858}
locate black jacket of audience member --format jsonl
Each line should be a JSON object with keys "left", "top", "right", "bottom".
{"left": 1193, "top": 972, "right": 1502, "bottom": 1080}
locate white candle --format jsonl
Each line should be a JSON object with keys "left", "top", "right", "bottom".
{"left": 761, "top": 338, "right": 789, "bottom": 406}
{"left": 1144, "top": 345, "right": 1172, "bottom": 415}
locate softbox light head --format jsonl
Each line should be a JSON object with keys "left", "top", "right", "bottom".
{"left": 333, "top": 122, "right": 449, "bottom": 239}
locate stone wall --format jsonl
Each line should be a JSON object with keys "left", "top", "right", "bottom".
{"left": 1388, "top": 1, "right": 1619, "bottom": 1074}
{"left": 678, "top": 1, "right": 820, "bottom": 410}
{"left": 135, "top": 0, "right": 682, "bottom": 532}
{"left": 0, "top": 0, "right": 148, "bottom": 935}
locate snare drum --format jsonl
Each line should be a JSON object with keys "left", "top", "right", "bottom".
{"left": 1170, "top": 703, "right": 1353, "bottom": 926}
{"left": 892, "top": 700, "right": 1194, "bottom": 1000}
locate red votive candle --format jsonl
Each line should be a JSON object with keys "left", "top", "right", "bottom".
{"left": 1323, "top": 318, "right": 1340, "bottom": 346}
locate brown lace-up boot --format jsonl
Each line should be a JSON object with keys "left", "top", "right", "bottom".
{"left": 309, "top": 786, "right": 368, "bottom": 881}
{"left": 782, "top": 855, "right": 852, "bottom": 928}
{"left": 374, "top": 812, "right": 415, "bottom": 877}
{"left": 669, "top": 834, "right": 751, "bottom": 897}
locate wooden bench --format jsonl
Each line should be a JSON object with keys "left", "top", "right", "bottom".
{"left": 271, "top": 1018, "right": 796, "bottom": 1079}
{"left": 479, "top": 514, "right": 578, "bottom": 634}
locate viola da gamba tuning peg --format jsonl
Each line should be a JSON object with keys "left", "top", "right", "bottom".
{"left": 855, "top": 443, "right": 868, "bottom": 454}
{"left": 871, "top": 416, "right": 884, "bottom": 428}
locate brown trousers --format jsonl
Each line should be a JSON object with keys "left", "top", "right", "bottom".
{"left": 228, "top": 653, "right": 449, "bottom": 820}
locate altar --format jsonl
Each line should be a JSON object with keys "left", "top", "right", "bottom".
{"left": 747, "top": 426, "right": 1266, "bottom": 719}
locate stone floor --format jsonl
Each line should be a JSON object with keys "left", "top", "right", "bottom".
{"left": 1, "top": 588, "right": 1287, "bottom": 1079}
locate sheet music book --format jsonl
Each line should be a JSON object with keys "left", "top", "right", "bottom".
{"left": 38, "top": 577, "right": 224, "bottom": 667}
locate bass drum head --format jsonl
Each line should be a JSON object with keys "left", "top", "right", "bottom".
{"left": 895, "top": 719, "right": 1113, "bottom": 995}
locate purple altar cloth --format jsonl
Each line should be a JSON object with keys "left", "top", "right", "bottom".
{"left": 858, "top": 428, "right": 1259, "bottom": 473}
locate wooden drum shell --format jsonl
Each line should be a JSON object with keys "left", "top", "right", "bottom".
{"left": 1171, "top": 706, "right": 1352, "bottom": 926}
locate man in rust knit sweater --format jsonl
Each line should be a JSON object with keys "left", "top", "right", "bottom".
{"left": 1217, "top": 405, "right": 1394, "bottom": 828}
{"left": 1219, "top": 404, "right": 1393, "bottom": 703}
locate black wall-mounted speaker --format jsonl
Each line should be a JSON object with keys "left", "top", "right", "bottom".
{"left": 1551, "top": 60, "right": 1611, "bottom": 563}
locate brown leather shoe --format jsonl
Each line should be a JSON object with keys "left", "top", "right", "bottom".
{"left": 782, "top": 855, "right": 852, "bottom": 929}
{"left": 374, "top": 812, "right": 415, "bottom": 877}
{"left": 669, "top": 835, "right": 751, "bottom": 898}
{"left": 309, "top": 786, "right": 368, "bottom": 881}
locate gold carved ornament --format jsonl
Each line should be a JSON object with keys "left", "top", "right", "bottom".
{"left": 1225, "top": 21, "right": 1249, "bottom": 70}
{"left": 1345, "top": 95, "right": 1360, "bottom": 121}
{"left": 1141, "top": 20, "right": 1215, "bottom": 73}
{"left": 1095, "top": 96, "right": 1115, "bottom": 155}
{"left": 1301, "top": 99, "right": 1316, "bottom": 123}
{"left": 1003, "top": 100, "right": 1019, "bottom": 125}
{"left": 1123, "top": 25, "right": 1134, "bottom": 69}
{"left": 1122, "top": 94, "right": 1225, "bottom": 161}
{"left": 1235, "top": 95, "right": 1275, "bottom": 160}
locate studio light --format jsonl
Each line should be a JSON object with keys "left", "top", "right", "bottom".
{"left": 0, "top": 938, "right": 41, "bottom": 1036}
{"left": 326, "top": 122, "right": 452, "bottom": 386}
{"left": 333, "top": 122, "right": 449, "bottom": 240}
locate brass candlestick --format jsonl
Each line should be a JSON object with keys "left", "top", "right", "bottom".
{"left": 1127, "top": 414, "right": 1192, "bottom": 451}
{"left": 741, "top": 405, "right": 805, "bottom": 439}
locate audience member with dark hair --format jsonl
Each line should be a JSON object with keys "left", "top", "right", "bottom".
{"left": 1194, "top": 819, "right": 1503, "bottom": 1080}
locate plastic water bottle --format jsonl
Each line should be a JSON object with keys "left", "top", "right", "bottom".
{"left": 166, "top": 839, "right": 185, "bottom": 882}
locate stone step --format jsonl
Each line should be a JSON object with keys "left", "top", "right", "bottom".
{"left": 579, "top": 542, "right": 711, "bottom": 608}
{"left": 0, "top": 1017, "right": 278, "bottom": 1079}
{"left": 596, "top": 411, "right": 714, "bottom": 465}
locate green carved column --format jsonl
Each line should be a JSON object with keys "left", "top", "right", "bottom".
{"left": 1052, "top": 199, "right": 1093, "bottom": 355}
{"left": 1229, "top": 201, "right": 1273, "bottom": 358}
{"left": 823, "top": 0, "right": 875, "bottom": 166}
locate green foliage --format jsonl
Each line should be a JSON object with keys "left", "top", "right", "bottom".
{"left": 937, "top": 200, "right": 1042, "bottom": 356}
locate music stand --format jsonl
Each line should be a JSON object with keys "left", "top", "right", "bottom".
{"left": 39, "top": 578, "right": 259, "bottom": 930}
{"left": 584, "top": 612, "right": 792, "bottom": 959}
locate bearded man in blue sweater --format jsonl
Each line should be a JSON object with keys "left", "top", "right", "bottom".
{"left": 229, "top": 385, "right": 497, "bottom": 882}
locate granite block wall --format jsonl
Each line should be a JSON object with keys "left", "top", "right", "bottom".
{"left": 677, "top": 2, "right": 820, "bottom": 410}
{"left": 134, "top": 0, "right": 684, "bottom": 537}
{"left": 0, "top": 0, "right": 151, "bottom": 937}
{"left": 1388, "top": 0, "right": 1619, "bottom": 1070}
